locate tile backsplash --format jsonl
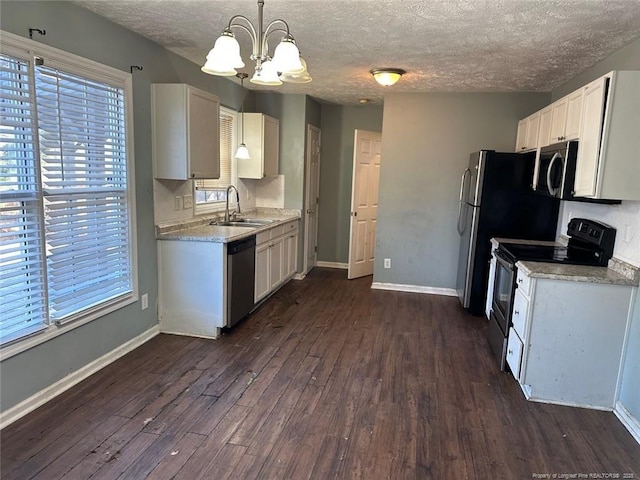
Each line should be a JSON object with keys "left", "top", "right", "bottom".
{"left": 558, "top": 200, "right": 640, "bottom": 266}
{"left": 153, "top": 176, "right": 282, "bottom": 225}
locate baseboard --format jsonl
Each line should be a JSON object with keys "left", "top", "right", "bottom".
{"left": 371, "top": 282, "right": 457, "bottom": 297}
{"left": 293, "top": 273, "right": 306, "bottom": 281}
{"left": 0, "top": 325, "right": 160, "bottom": 430}
{"left": 315, "top": 261, "right": 348, "bottom": 269}
{"left": 615, "top": 401, "right": 640, "bottom": 445}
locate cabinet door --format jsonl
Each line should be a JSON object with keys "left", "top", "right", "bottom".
{"left": 188, "top": 88, "right": 220, "bottom": 179}
{"left": 515, "top": 119, "right": 527, "bottom": 152}
{"left": 507, "top": 328, "right": 524, "bottom": 380}
{"left": 549, "top": 96, "right": 568, "bottom": 143}
{"left": 574, "top": 77, "right": 607, "bottom": 197}
{"left": 537, "top": 105, "right": 553, "bottom": 148}
{"left": 285, "top": 232, "right": 298, "bottom": 278}
{"left": 525, "top": 112, "right": 540, "bottom": 151}
{"left": 564, "top": 89, "right": 584, "bottom": 140}
{"left": 255, "top": 243, "right": 270, "bottom": 302}
{"left": 269, "top": 236, "right": 284, "bottom": 290}
{"left": 263, "top": 115, "right": 279, "bottom": 177}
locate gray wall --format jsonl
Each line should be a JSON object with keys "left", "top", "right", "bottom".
{"left": 317, "top": 104, "right": 384, "bottom": 264}
{"left": 550, "top": 36, "right": 640, "bottom": 424}
{"left": 374, "top": 92, "right": 550, "bottom": 287}
{"left": 255, "top": 94, "right": 307, "bottom": 210}
{"left": 0, "top": 1, "right": 245, "bottom": 412}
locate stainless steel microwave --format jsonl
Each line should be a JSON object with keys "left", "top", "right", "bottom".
{"left": 533, "top": 141, "right": 578, "bottom": 200}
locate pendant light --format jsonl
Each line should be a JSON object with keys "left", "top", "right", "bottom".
{"left": 235, "top": 73, "right": 250, "bottom": 160}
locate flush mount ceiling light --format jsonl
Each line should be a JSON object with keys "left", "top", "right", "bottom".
{"left": 201, "top": 0, "right": 311, "bottom": 86}
{"left": 370, "top": 68, "right": 406, "bottom": 86}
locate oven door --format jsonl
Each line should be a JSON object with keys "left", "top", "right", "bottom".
{"left": 491, "top": 250, "right": 516, "bottom": 335}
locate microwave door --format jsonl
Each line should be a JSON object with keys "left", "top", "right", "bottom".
{"left": 546, "top": 152, "right": 564, "bottom": 197}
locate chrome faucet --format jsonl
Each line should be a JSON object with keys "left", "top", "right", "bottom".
{"left": 225, "top": 185, "right": 241, "bottom": 222}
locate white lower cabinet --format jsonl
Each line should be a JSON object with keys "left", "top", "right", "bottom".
{"left": 255, "top": 242, "right": 271, "bottom": 302}
{"left": 506, "top": 328, "right": 523, "bottom": 380}
{"left": 255, "top": 220, "right": 299, "bottom": 303}
{"left": 507, "top": 268, "right": 633, "bottom": 409}
{"left": 269, "top": 236, "right": 284, "bottom": 290}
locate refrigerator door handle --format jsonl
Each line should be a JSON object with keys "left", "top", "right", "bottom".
{"left": 546, "top": 153, "right": 561, "bottom": 196}
{"left": 457, "top": 169, "right": 471, "bottom": 235}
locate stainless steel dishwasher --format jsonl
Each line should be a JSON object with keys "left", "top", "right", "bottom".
{"left": 227, "top": 235, "right": 256, "bottom": 327}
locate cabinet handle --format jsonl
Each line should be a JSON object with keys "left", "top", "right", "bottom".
{"left": 521, "top": 146, "right": 526, "bottom": 150}
{"left": 518, "top": 278, "right": 523, "bottom": 284}
{"left": 508, "top": 349, "right": 513, "bottom": 355}
{"left": 514, "top": 310, "right": 519, "bottom": 316}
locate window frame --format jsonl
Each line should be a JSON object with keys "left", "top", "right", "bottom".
{"left": 194, "top": 106, "right": 238, "bottom": 215}
{"left": 0, "top": 31, "right": 138, "bottom": 361}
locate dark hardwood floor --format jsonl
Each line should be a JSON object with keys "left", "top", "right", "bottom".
{"left": 2, "top": 268, "right": 639, "bottom": 479}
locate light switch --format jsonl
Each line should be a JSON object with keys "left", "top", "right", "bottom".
{"left": 183, "top": 194, "right": 193, "bottom": 209}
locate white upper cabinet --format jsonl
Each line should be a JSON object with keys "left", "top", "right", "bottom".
{"left": 547, "top": 89, "right": 583, "bottom": 145}
{"left": 152, "top": 84, "right": 220, "bottom": 180}
{"left": 514, "top": 111, "right": 540, "bottom": 153}
{"left": 238, "top": 113, "right": 279, "bottom": 179}
{"left": 537, "top": 105, "right": 553, "bottom": 148}
{"left": 574, "top": 71, "right": 640, "bottom": 200}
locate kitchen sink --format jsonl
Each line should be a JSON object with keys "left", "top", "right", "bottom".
{"left": 232, "top": 218, "right": 275, "bottom": 225}
{"left": 213, "top": 221, "right": 265, "bottom": 228}
{"left": 210, "top": 218, "right": 275, "bottom": 228}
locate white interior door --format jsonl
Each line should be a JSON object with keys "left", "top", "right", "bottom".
{"left": 348, "top": 129, "right": 381, "bottom": 279}
{"left": 304, "top": 124, "right": 321, "bottom": 274}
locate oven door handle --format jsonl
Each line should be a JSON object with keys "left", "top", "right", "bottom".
{"left": 493, "top": 249, "right": 515, "bottom": 272}
{"left": 546, "top": 152, "right": 561, "bottom": 196}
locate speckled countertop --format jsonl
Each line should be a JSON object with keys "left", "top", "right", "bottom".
{"left": 156, "top": 209, "right": 301, "bottom": 244}
{"left": 516, "top": 260, "right": 639, "bottom": 286}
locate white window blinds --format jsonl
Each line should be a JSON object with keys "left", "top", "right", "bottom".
{"left": 195, "top": 109, "right": 233, "bottom": 201}
{"left": 34, "top": 64, "right": 132, "bottom": 323}
{"left": 0, "top": 53, "right": 48, "bottom": 343}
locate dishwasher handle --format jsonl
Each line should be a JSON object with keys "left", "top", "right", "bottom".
{"left": 228, "top": 236, "right": 256, "bottom": 254}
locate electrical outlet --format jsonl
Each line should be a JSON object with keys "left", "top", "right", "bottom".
{"left": 174, "top": 195, "right": 183, "bottom": 211}
{"left": 141, "top": 293, "right": 149, "bottom": 310}
{"left": 183, "top": 194, "right": 193, "bottom": 209}
{"left": 384, "top": 258, "right": 391, "bottom": 269}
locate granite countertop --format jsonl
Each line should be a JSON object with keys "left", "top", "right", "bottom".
{"left": 156, "top": 209, "right": 301, "bottom": 243}
{"left": 516, "top": 259, "right": 639, "bottom": 286}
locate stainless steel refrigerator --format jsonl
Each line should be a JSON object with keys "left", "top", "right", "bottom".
{"left": 456, "top": 150, "right": 560, "bottom": 316}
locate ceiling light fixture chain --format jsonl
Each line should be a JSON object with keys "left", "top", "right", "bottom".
{"left": 201, "top": 0, "right": 311, "bottom": 86}
{"left": 235, "top": 73, "right": 250, "bottom": 160}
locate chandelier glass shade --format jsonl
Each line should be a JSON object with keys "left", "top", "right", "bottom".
{"left": 201, "top": 0, "right": 310, "bottom": 85}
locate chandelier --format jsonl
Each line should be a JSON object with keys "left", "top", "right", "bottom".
{"left": 201, "top": 0, "right": 312, "bottom": 85}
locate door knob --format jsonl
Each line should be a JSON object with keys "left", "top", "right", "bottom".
{"left": 306, "top": 209, "right": 314, "bottom": 214}
{"left": 351, "top": 212, "right": 358, "bottom": 217}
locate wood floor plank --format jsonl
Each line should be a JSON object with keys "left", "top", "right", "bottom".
{"left": 2, "top": 268, "right": 639, "bottom": 480}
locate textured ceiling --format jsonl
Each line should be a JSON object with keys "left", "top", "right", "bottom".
{"left": 72, "top": 0, "right": 640, "bottom": 105}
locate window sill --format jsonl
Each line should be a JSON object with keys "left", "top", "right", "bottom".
{"left": 0, "top": 293, "right": 138, "bottom": 362}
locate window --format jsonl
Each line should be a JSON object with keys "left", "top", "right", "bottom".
{"left": 194, "top": 107, "right": 237, "bottom": 213}
{"left": 0, "top": 34, "right": 136, "bottom": 348}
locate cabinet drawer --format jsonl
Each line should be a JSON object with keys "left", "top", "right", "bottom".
{"left": 515, "top": 269, "right": 532, "bottom": 297}
{"left": 284, "top": 220, "right": 298, "bottom": 233}
{"left": 270, "top": 224, "right": 285, "bottom": 239}
{"left": 511, "top": 290, "right": 529, "bottom": 339}
{"left": 256, "top": 230, "right": 270, "bottom": 246}
{"left": 507, "top": 328, "right": 524, "bottom": 380}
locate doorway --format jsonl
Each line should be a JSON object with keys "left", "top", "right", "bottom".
{"left": 348, "top": 129, "right": 382, "bottom": 279}
{"left": 303, "top": 124, "right": 321, "bottom": 275}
